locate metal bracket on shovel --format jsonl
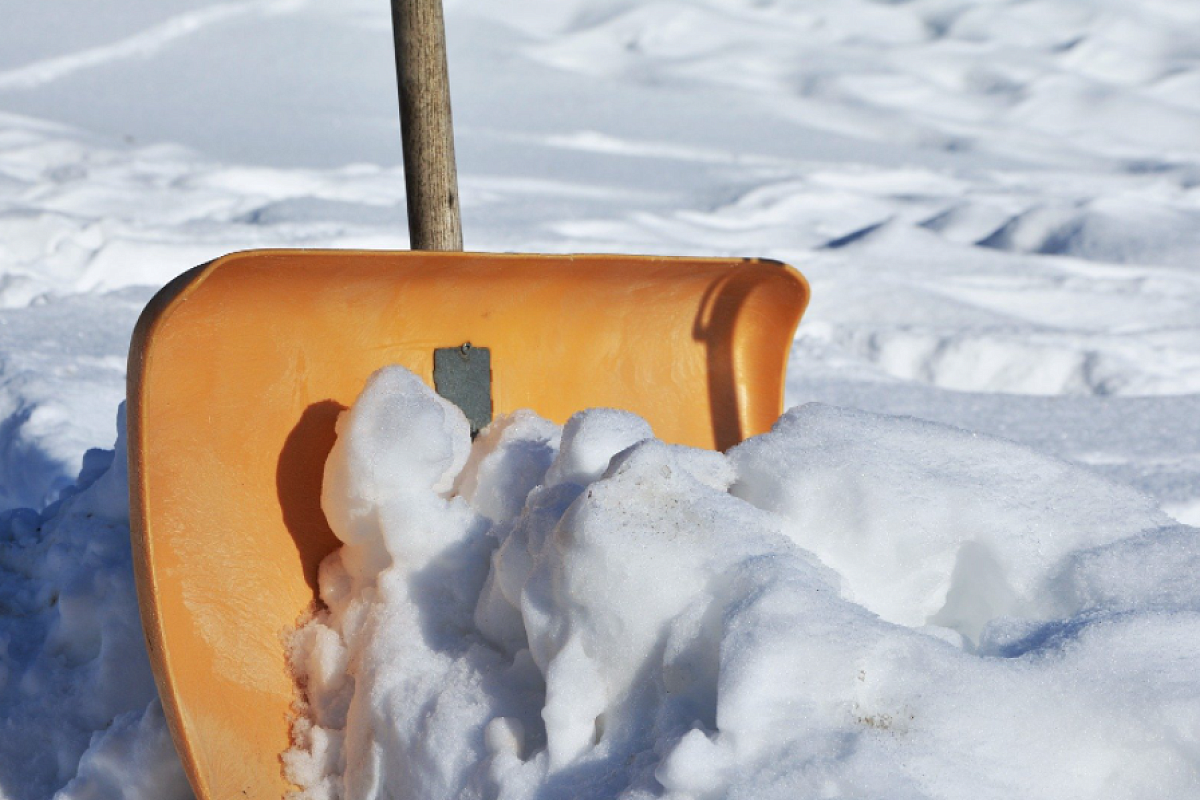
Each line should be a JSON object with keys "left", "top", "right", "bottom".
{"left": 434, "top": 342, "right": 492, "bottom": 436}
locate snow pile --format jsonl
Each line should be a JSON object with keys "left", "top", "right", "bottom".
{"left": 287, "top": 366, "right": 1200, "bottom": 799}
{"left": 0, "top": 406, "right": 190, "bottom": 800}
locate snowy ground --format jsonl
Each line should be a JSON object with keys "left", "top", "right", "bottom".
{"left": 2, "top": 0, "right": 1200, "bottom": 797}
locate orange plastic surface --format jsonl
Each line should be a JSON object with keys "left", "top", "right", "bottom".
{"left": 127, "top": 249, "right": 808, "bottom": 799}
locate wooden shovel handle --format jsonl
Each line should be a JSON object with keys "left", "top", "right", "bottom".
{"left": 392, "top": 0, "right": 463, "bottom": 251}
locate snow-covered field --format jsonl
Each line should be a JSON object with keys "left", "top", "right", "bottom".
{"left": 3, "top": 0, "right": 1200, "bottom": 797}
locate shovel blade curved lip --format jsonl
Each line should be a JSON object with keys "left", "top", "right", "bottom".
{"left": 127, "top": 248, "right": 808, "bottom": 799}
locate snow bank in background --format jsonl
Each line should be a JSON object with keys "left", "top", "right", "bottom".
{"left": 0, "top": 112, "right": 411, "bottom": 303}
{"left": 288, "top": 367, "right": 1200, "bottom": 799}
{"left": 6, "top": 0, "right": 1200, "bottom": 516}
{"left": 0, "top": 407, "right": 190, "bottom": 800}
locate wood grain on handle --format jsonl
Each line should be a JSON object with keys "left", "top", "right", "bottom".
{"left": 392, "top": 0, "right": 463, "bottom": 252}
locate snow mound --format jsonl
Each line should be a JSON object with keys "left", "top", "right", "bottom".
{"left": 0, "top": 406, "right": 190, "bottom": 800}
{"left": 287, "top": 366, "right": 1200, "bottom": 799}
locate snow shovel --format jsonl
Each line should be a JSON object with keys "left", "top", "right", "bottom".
{"left": 126, "top": 1, "right": 808, "bottom": 797}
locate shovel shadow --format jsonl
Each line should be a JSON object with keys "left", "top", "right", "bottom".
{"left": 276, "top": 399, "right": 346, "bottom": 596}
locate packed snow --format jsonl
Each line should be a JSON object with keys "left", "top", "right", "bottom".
{"left": 3, "top": 0, "right": 1200, "bottom": 797}
{"left": 286, "top": 367, "right": 1199, "bottom": 799}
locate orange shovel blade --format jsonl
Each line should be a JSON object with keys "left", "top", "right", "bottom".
{"left": 127, "top": 249, "right": 808, "bottom": 799}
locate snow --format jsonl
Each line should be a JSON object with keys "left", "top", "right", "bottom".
{"left": 286, "top": 367, "right": 1199, "bottom": 798}
{"left": 2, "top": 0, "right": 1200, "bottom": 797}
{"left": 0, "top": 409, "right": 189, "bottom": 800}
